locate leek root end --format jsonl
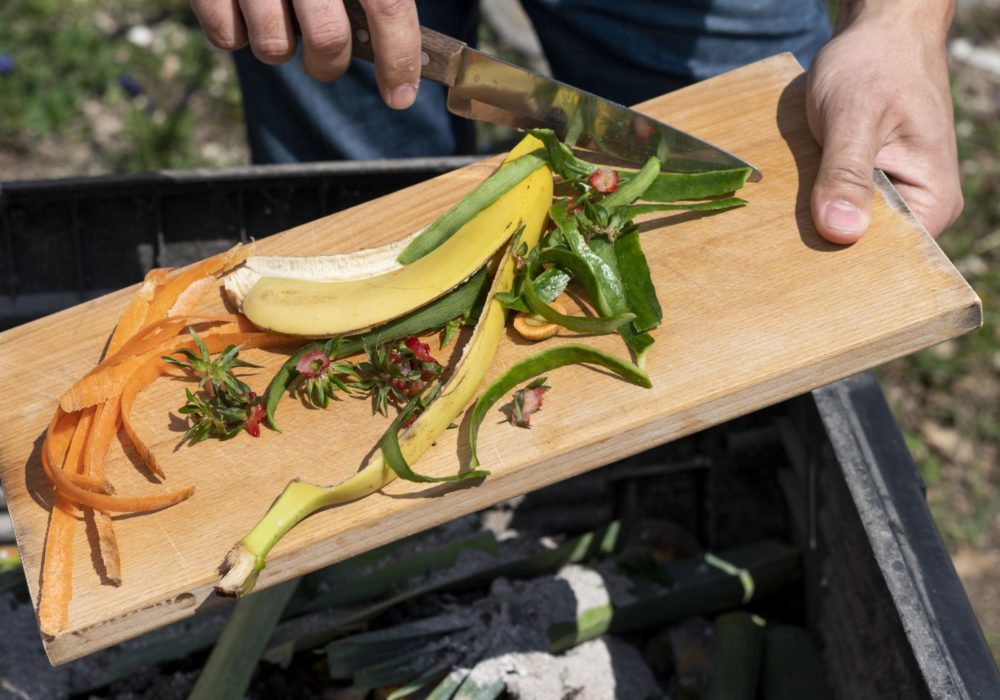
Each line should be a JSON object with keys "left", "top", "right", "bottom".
{"left": 216, "top": 542, "right": 264, "bottom": 597}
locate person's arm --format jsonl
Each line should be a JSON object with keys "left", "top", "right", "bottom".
{"left": 189, "top": 0, "right": 421, "bottom": 109}
{"left": 806, "top": 0, "right": 961, "bottom": 243}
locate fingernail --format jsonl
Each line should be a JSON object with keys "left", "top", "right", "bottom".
{"left": 823, "top": 199, "right": 864, "bottom": 235}
{"left": 388, "top": 83, "right": 417, "bottom": 109}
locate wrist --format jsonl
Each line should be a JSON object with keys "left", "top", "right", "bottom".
{"left": 836, "top": 0, "right": 955, "bottom": 46}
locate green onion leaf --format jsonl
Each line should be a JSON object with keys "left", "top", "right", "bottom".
{"left": 522, "top": 263, "right": 634, "bottom": 335}
{"left": 600, "top": 155, "right": 661, "bottom": 211}
{"left": 397, "top": 151, "right": 548, "bottom": 264}
{"left": 614, "top": 230, "right": 662, "bottom": 334}
{"left": 526, "top": 128, "right": 596, "bottom": 181}
{"left": 618, "top": 197, "right": 747, "bottom": 218}
{"left": 467, "top": 344, "right": 651, "bottom": 467}
{"left": 379, "top": 385, "right": 491, "bottom": 484}
{"left": 636, "top": 167, "right": 751, "bottom": 203}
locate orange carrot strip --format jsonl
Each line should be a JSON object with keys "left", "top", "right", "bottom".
{"left": 91, "top": 318, "right": 191, "bottom": 373}
{"left": 84, "top": 398, "right": 121, "bottom": 480}
{"left": 60, "top": 317, "right": 244, "bottom": 412}
{"left": 166, "top": 275, "right": 218, "bottom": 317}
{"left": 83, "top": 400, "right": 123, "bottom": 584}
{"left": 43, "top": 407, "right": 192, "bottom": 511}
{"left": 83, "top": 269, "right": 170, "bottom": 585}
{"left": 145, "top": 244, "right": 248, "bottom": 321}
{"left": 43, "top": 409, "right": 110, "bottom": 493}
{"left": 103, "top": 315, "right": 239, "bottom": 367}
{"left": 105, "top": 268, "right": 169, "bottom": 358}
{"left": 120, "top": 360, "right": 177, "bottom": 477}
{"left": 47, "top": 409, "right": 77, "bottom": 468}
{"left": 101, "top": 314, "right": 244, "bottom": 373}
{"left": 91, "top": 510, "right": 121, "bottom": 585}
{"left": 41, "top": 442, "right": 194, "bottom": 513}
{"left": 63, "top": 407, "right": 95, "bottom": 474}
{"left": 38, "top": 406, "right": 93, "bottom": 636}
{"left": 38, "top": 497, "right": 78, "bottom": 637}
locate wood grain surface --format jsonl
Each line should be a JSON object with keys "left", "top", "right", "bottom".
{"left": 0, "top": 54, "right": 981, "bottom": 664}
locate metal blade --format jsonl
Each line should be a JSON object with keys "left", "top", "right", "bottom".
{"left": 447, "top": 48, "right": 761, "bottom": 180}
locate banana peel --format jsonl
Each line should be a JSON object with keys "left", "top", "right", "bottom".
{"left": 216, "top": 135, "right": 553, "bottom": 596}
{"left": 230, "top": 143, "right": 547, "bottom": 337}
{"left": 222, "top": 231, "right": 419, "bottom": 306}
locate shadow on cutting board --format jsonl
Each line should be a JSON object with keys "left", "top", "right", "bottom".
{"left": 776, "top": 73, "right": 843, "bottom": 253}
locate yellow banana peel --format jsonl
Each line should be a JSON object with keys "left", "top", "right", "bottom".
{"left": 233, "top": 142, "right": 547, "bottom": 337}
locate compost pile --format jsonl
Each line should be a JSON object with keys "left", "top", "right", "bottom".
{"left": 0, "top": 411, "right": 834, "bottom": 700}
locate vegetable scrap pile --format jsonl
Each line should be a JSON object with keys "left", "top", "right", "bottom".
{"left": 35, "top": 130, "right": 750, "bottom": 633}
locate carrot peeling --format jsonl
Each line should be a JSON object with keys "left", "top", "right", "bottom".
{"left": 106, "top": 268, "right": 169, "bottom": 355}
{"left": 90, "top": 510, "right": 121, "bottom": 585}
{"left": 38, "top": 405, "right": 96, "bottom": 636}
{"left": 37, "top": 244, "right": 252, "bottom": 633}
{"left": 42, "top": 442, "right": 194, "bottom": 513}
{"left": 60, "top": 317, "right": 249, "bottom": 412}
{"left": 38, "top": 497, "right": 78, "bottom": 637}
{"left": 83, "top": 399, "right": 124, "bottom": 584}
{"left": 145, "top": 243, "right": 249, "bottom": 321}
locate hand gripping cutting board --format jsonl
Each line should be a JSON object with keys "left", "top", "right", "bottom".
{"left": 0, "top": 54, "right": 981, "bottom": 663}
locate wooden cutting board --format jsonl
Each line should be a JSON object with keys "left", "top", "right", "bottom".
{"left": 0, "top": 54, "right": 980, "bottom": 664}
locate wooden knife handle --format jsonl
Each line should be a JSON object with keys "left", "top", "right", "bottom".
{"left": 342, "top": 0, "right": 465, "bottom": 86}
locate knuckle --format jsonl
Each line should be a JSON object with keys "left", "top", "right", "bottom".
{"left": 191, "top": 6, "right": 245, "bottom": 50}
{"left": 932, "top": 170, "right": 964, "bottom": 228}
{"left": 823, "top": 162, "right": 874, "bottom": 195}
{"left": 210, "top": 30, "right": 246, "bottom": 51}
{"left": 387, "top": 52, "right": 418, "bottom": 73}
{"left": 305, "top": 22, "right": 351, "bottom": 57}
{"left": 366, "top": 0, "right": 412, "bottom": 19}
{"left": 252, "top": 36, "right": 295, "bottom": 63}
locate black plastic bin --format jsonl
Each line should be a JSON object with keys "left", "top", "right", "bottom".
{"left": 0, "top": 157, "right": 479, "bottom": 328}
{"left": 1, "top": 161, "right": 997, "bottom": 698}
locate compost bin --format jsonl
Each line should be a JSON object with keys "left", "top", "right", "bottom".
{"left": 0, "top": 160, "right": 997, "bottom": 699}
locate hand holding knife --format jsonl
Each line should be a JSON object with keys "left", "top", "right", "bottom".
{"left": 192, "top": 0, "right": 758, "bottom": 177}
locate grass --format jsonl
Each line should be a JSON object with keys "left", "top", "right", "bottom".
{"left": 878, "top": 10, "right": 1000, "bottom": 553}
{"left": 0, "top": 0, "right": 245, "bottom": 174}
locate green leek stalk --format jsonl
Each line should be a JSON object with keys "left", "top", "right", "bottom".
{"left": 706, "top": 611, "right": 765, "bottom": 700}
{"left": 188, "top": 579, "right": 299, "bottom": 700}
{"left": 547, "top": 540, "right": 799, "bottom": 653}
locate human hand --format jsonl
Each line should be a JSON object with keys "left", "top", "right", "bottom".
{"left": 806, "top": 3, "right": 962, "bottom": 243}
{"left": 189, "top": 0, "right": 421, "bottom": 109}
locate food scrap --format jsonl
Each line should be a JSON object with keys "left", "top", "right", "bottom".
{"left": 35, "top": 129, "right": 751, "bottom": 629}
{"left": 509, "top": 377, "right": 550, "bottom": 428}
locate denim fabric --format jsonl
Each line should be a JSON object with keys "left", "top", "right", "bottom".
{"left": 235, "top": 0, "right": 831, "bottom": 164}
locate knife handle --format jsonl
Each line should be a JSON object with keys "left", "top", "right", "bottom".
{"left": 342, "top": 0, "right": 466, "bottom": 86}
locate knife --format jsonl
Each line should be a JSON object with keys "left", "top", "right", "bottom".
{"left": 342, "top": 1, "right": 760, "bottom": 180}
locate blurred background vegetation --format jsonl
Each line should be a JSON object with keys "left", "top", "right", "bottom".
{"left": 1, "top": 0, "right": 998, "bottom": 662}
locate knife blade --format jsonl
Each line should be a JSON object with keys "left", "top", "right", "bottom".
{"left": 343, "top": 1, "right": 760, "bottom": 179}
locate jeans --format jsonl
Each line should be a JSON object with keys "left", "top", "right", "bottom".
{"left": 234, "top": 0, "right": 831, "bottom": 164}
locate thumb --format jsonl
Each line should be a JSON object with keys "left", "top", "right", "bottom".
{"left": 810, "top": 111, "right": 881, "bottom": 245}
